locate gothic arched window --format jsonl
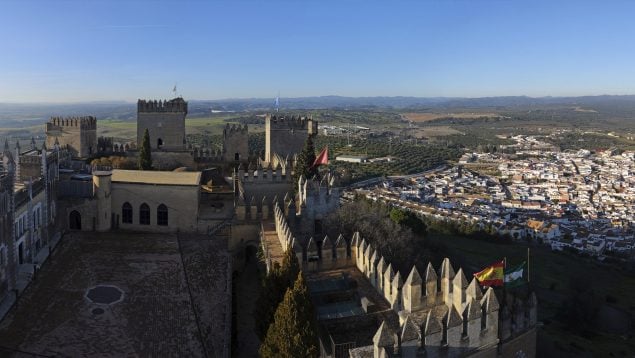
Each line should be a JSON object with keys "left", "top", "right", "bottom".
{"left": 139, "top": 203, "right": 150, "bottom": 225}
{"left": 122, "top": 202, "right": 133, "bottom": 224}
{"left": 157, "top": 204, "right": 168, "bottom": 226}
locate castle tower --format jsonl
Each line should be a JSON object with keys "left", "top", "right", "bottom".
{"left": 137, "top": 98, "right": 187, "bottom": 151}
{"left": 264, "top": 114, "right": 317, "bottom": 164}
{"left": 222, "top": 124, "right": 249, "bottom": 162}
{"left": 45, "top": 116, "right": 97, "bottom": 158}
{"left": 92, "top": 171, "right": 112, "bottom": 232}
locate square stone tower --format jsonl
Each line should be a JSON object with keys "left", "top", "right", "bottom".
{"left": 45, "top": 116, "right": 97, "bottom": 158}
{"left": 137, "top": 98, "right": 187, "bottom": 151}
{"left": 265, "top": 114, "right": 317, "bottom": 163}
{"left": 222, "top": 124, "right": 249, "bottom": 162}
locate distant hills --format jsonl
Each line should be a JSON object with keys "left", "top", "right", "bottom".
{"left": 2, "top": 95, "right": 635, "bottom": 125}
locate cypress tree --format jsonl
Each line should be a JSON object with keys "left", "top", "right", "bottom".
{"left": 294, "top": 135, "right": 318, "bottom": 182}
{"left": 138, "top": 128, "right": 152, "bottom": 170}
{"left": 259, "top": 272, "right": 319, "bottom": 358}
{"left": 254, "top": 248, "right": 300, "bottom": 339}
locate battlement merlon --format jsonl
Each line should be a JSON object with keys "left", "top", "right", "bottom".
{"left": 137, "top": 98, "right": 188, "bottom": 114}
{"left": 223, "top": 123, "right": 249, "bottom": 137}
{"left": 265, "top": 114, "right": 318, "bottom": 134}
{"left": 46, "top": 116, "right": 97, "bottom": 131}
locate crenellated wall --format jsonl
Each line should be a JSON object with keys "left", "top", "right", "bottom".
{"left": 137, "top": 98, "right": 188, "bottom": 113}
{"left": 266, "top": 198, "right": 537, "bottom": 358}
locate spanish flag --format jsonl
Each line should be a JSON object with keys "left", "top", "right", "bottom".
{"left": 473, "top": 260, "right": 504, "bottom": 287}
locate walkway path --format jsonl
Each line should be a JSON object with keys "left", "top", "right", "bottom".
{"left": 233, "top": 256, "right": 261, "bottom": 357}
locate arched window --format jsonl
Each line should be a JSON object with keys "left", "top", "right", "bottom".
{"left": 139, "top": 203, "right": 150, "bottom": 225}
{"left": 157, "top": 204, "right": 168, "bottom": 226}
{"left": 122, "top": 202, "right": 133, "bottom": 224}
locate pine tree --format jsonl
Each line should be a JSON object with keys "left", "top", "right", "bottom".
{"left": 138, "top": 128, "right": 152, "bottom": 170}
{"left": 294, "top": 135, "right": 318, "bottom": 182}
{"left": 259, "top": 272, "right": 319, "bottom": 358}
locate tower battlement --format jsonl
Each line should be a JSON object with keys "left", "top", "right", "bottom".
{"left": 265, "top": 114, "right": 317, "bottom": 131}
{"left": 223, "top": 123, "right": 248, "bottom": 137}
{"left": 46, "top": 116, "right": 97, "bottom": 131}
{"left": 137, "top": 98, "right": 188, "bottom": 114}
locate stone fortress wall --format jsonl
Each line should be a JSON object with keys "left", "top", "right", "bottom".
{"left": 265, "top": 197, "right": 538, "bottom": 358}
{"left": 45, "top": 116, "right": 97, "bottom": 158}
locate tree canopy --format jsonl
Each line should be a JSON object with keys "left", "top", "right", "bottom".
{"left": 259, "top": 271, "right": 319, "bottom": 358}
{"left": 294, "top": 135, "right": 318, "bottom": 182}
{"left": 254, "top": 247, "right": 300, "bottom": 339}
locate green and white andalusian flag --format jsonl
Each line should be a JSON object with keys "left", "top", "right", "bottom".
{"left": 504, "top": 261, "right": 526, "bottom": 287}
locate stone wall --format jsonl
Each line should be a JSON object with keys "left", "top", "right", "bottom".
{"left": 111, "top": 182, "right": 199, "bottom": 233}
{"left": 126, "top": 151, "right": 195, "bottom": 170}
{"left": 0, "top": 173, "right": 16, "bottom": 303}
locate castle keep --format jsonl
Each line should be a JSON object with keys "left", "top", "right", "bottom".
{"left": 223, "top": 123, "right": 249, "bottom": 162}
{"left": 265, "top": 114, "right": 317, "bottom": 164}
{"left": 45, "top": 116, "right": 97, "bottom": 158}
{"left": 137, "top": 98, "right": 187, "bottom": 151}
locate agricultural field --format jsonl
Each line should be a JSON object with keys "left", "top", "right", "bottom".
{"left": 402, "top": 112, "right": 503, "bottom": 123}
{"left": 313, "top": 135, "right": 462, "bottom": 183}
{"left": 409, "top": 126, "right": 464, "bottom": 138}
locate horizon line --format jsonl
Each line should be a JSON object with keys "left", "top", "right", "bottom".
{"left": 2, "top": 93, "right": 635, "bottom": 105}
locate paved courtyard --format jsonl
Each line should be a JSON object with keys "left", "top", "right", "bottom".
{"left": 0, "top": 231, "right": 231, "bottom": 358}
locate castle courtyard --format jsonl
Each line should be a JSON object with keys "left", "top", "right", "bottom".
{"left": 0, "top": 232, "right": 231, "bottom": 357}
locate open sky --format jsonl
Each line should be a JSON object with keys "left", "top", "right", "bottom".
{"left": 1, "top": 0, "right": 634, "bottom": 102}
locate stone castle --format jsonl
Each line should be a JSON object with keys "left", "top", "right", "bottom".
{"left": 0, "top": 95, "right": 536, "bottom": 357}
